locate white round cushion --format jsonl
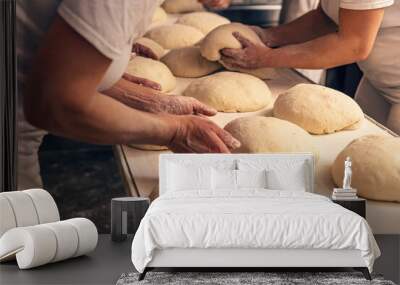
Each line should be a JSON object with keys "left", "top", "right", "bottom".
{"left": 177, "top": 12, "right": 230, "bottom": 34}
{"left": 331, "top": 135, "right": 400, "bottom": 202}
{"left": 161, "top": 47, "right": 221, "bottom": 78}
{"left": 0, "top": 196, "right": 17, "bottom": 237}
{"left": 126, "top": 56, "right": 176, "bottom": 92}
{"left": 224, "top": 116, "right": 319, "bottom": 158}
{"left": 0, "top": 192, "right": 39, "bottom": 227}
{"left": 273, "top": 84, "right": 364, "bottom": 134}
{"left": 24, "top": 189, "right": 60, "bottom": 224}
{"left": 183, "top": 71, "right": 272, "bottom": 112}
{"left": 0, "top": 218, "right": 98, "bottom": 269}
{"left": 145, "top": 24, "right": 204, "bottom": 50}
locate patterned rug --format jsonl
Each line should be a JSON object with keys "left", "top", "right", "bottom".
{"left": 117, "top": 271, "right": 395, "bottom": 285}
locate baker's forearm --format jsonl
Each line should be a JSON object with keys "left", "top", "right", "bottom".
{"left": 29, "top": 92, "right": 176, "bottom": 145}
{"left": 265, "top": 7, "right": 336, "bottom": 47}
{"left": 262, "top": 33, "right": 367, "bottom": 69}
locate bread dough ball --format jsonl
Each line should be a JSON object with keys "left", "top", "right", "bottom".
{"left": 162, "top": 0, "right": 204, "bottom": 14}
{"left": 126, "top": 56, "right": 176, "bottom": 92}
{"left": 224, "top": 116, "right": 319, "bottom": 157}
{"left": 273, "top": 84, "right": 364, "bottom": 134}
{"left": 134, "top": 37, "right": 165, "bottom": 59}
{"left": 152, "top": 6, "right": 167, "bottom": 23}
{"left": 129, "top": 144, "right": 168, "bottom": 151}
{"left": 183, "top": 71, "right": 272, "bottom": 112}
{"left": 177, "top": 12, "right": 230, "bottom": 35}
{"left": 200, "top": 23, "right": 276, "bottom": 79}
{"left": 331, "top": 135, "right": 400, "bottom": 202}
{"left": 145, "top": 24, "right": 204, "bottom": 49}
{"left": 161, "top": 47, "right": 221, "bottom": 78}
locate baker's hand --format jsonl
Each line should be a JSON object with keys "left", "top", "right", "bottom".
{"left": 168, "top": 115, "right": 240, "bottom": 153}
{"left": 249, "top": 26, "right": 278, "bottom": 48}
{"left": 199, "top": 0, "right": 230, "bottom": 9}
{"left": 123, "top": 73, "right": 161, "bottom": 91}
{"left": 132, "top": 42, "right": 158, "bottom": 60}
{"left": 159, "top": 95, "right": 217, "bottom": 116}
{"left": 221, "top": 32, "right": 271, "bottom": 69}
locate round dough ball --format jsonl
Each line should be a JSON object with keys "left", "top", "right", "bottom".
{"left": 152, "top": 6, "right": 167, "bottom": 23}
{"left": 273, "top": 84, "right": 364, "bottom": 134}
{"left": 224, "top": 116, "right": 319, "bottom": 157}
{"left": 134, "top": 37, "right": 165, "bottom": 59}
{"left": 161, "top": 47, "right": 221, "bottom": 78}
{"left": 183, "top": 71, "right": 272, "bottom": 112}
{"left": 126, "top": 56, "right": 176, "bottom": 92}
{"left": 177, "top": 12, "right": 230, "bottom": 35}
{"left": 331, "top": 135, "right": 400, "bottom": 202}
{"left": 200, "top": 22, "right": 276, "bottom": 79}
{"left": 162, "top": 0, "right": 204, "bottom": 14}
{"left": 145, "top": 24, "right": 204, "bottom": 49}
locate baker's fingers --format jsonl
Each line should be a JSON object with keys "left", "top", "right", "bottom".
{"left": 192, "top": 100, "right": 217, "bottom": 116}
{"left": 122, "top": 73, "right": 162, "bottom": 91}
{"left": 233, "top": 32, "right": 253, "bottom": 48}
{"left": 214, "top": 127, "right": 241, "bottom": 150}
{"left": 207, "top": 132, "right": 231, "bottom": 153}
{"left": 220, "top": 56, "right": 246, "bottom": 69}
{"left": 220, "top": 48, "right": 241, "bottom": 58}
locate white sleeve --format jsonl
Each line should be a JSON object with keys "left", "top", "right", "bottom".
{"left": 340, "top": 0, "right": 394, "bottom": 10}
{"left": 58, "top": 0, "right": 146, "bottom": 60}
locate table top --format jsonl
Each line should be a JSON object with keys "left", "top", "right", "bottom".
{"left": 0, "top": 234, "right": 134, "bottom": 285}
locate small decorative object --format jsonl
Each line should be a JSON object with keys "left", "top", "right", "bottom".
{"left": 111, "top": 197, "right": 150, "bottom": 242}
{"left": 332, "top": 157, "right": 358, "bottom": 200}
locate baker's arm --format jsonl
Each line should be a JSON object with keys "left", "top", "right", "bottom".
{"left": 253, "top": 5, "right": 337, "bottom": 48}
{"left": 24, "top": 16, "right": 238, "bottom": 153}
{"left": 222, "top": 8, "right": 384, "bottom": 70}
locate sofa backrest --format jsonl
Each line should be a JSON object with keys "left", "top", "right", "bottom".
{"left": 159, "top": 153, "right": 315, "bottom": 195}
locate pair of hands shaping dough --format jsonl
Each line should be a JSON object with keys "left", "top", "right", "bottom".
{"left": 221, "top": 28, "right": 275, "bottom": 70}
{"left": 110, "top": 44, "right": 240, "bottom": 153}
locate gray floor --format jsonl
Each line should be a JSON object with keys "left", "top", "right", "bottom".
{"left": 1, "top": 235, "right": 399, "bottom": 285}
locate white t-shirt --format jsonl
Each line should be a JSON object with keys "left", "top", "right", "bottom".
{"left": 321, "top": 0, "right": 400, "bottom": 103}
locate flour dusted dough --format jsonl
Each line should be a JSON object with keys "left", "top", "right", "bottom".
{"left": 183, "top": 71, "right": 272, "bottom": 112}
{"left": 126, "top": 56, "right": 176, "bottom": 92}
{"left": 152, "top": 7, "right": 167, "bottom": 23}
{"left": 224, "top": 116, "right": 318, "bottom": 157}
{"left": 177, "top": 12, "right": 230, "bottom": 35}
{"left": 200, "top": 23, "right": 276, "bottom": 79}
{"left": 161, "top": 47, "right": 221, "bottom": 78}
{"left": 162, "top": 0, "right": 204, "bottom": 14}
{"left": 134, "top": 37, "right": 165, "bottom": 59}
{"left": 273, "top": 84, "right": 364, "bottom": 134}
{"left": 145, "top": 24, "right": 204, "bottom": 49}
{"left": 332, "top": 135, "right": 400, "bottom": 202}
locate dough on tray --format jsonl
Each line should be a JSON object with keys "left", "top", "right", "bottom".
{"left": 200, "top": 22, "right": 276, "bottom": 79}
{"left": 331, "top": 135, "right": 400, "bottom": 202}
{"left": 273, "top": 84, "right": 364, "bottom": 134}
{"left": 152, "top": 6, "right": 168, "bottom": 23}
{"left": 133, "top": 37, "right": 165, "bottom": 60}
{"left": 183, "top": 71, "right": 272, "bottom": 112}
{"left": 224, "top": 116, "right": 319, "bottom": 158}
{"left": 126, "top": 56, "right": 176, "bottom": 92}
{"left": 145, "top": 24, "right": 204, "bottom": 49}
{"left": 161, "top": 47, "right": 221, "bottom": 78}
{"left": 177, "top": 12, "right": 230, "bottom": 35}
{"left": 162, "top": 0, "right": 204, "bottom": 14}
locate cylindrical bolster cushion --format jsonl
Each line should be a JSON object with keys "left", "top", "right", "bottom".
{"left": 24, "top": 189, "right": 60, "bottom": 224}
{"left": 0, "top": 192, "right": 39, "bottom": 227}
{"left": 0, "top": 196, "right": 17, "bottom": 237}
{"left": 0, "top": 218, "right": 97, "bottom": 269}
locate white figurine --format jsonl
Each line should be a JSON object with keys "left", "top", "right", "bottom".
{"left": 343, "top": 157, "right": 352, "bottom": 190}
